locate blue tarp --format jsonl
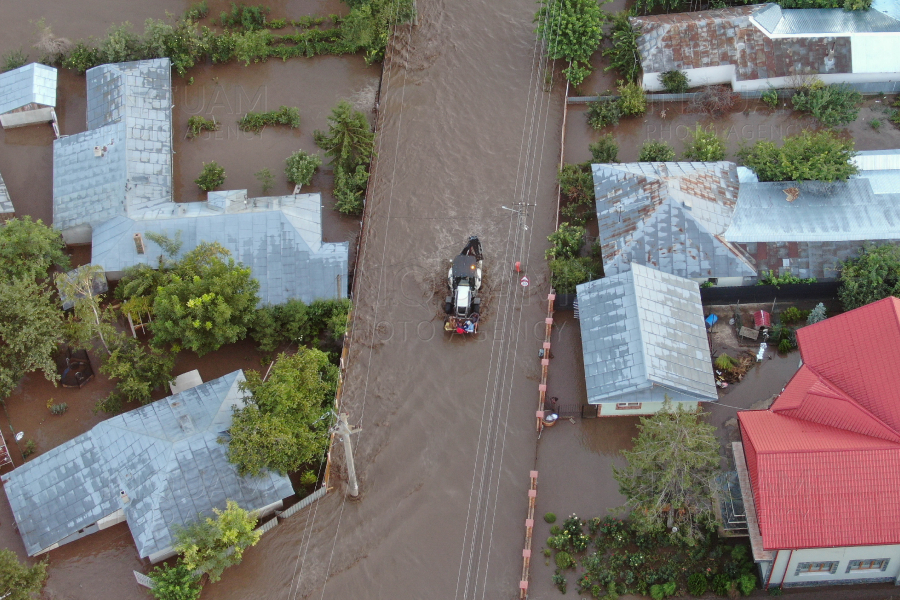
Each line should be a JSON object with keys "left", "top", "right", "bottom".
{"left": 705, "top": 314, "right": 719, "bottom": 328}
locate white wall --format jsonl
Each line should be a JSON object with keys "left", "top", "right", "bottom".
{"left": 643, "top": 66, "right": 735, "bottom": 92}
{"left": 644, "top": 67, "right": 900, "bottom": 94}
{"left": 0, "top": 107, "right": 54, "bottom": 128}
{"left": 598, "top": 400, "right": 699, "bottom": 416}
{"left": 690, "top": 277, "right": 744, "bottom": 288}
{"left": 97, "top": 508, "right": 126, "bottom": 530}
{"left": 767, "top": 545, "right": 900, "bottom": 588}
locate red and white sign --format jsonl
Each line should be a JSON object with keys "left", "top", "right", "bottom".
{"left": 520, "top": 276, "right": 530, "bottom": 287}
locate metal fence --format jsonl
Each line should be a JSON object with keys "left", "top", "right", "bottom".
{"left": 700, "top": 281, "right": 839, "bottom": 305}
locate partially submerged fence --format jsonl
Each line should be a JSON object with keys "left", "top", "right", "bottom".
{"left": 700, "top": 281, "right": 839, "bottom": 305}
{"left": 518, "top": 471, "right": 539, "bottom": 599}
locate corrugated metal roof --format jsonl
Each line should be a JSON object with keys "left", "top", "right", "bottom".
{"left": 737, "top": 297, "right": 900, "bottom": 550}
{"left": 724, "top": 179, "right": 900, "bottom": 242}
{"left": 0, "top": 170, "right": 13, "bottom": 215}
{"left": 753, "top": 3, "right": 900, "bottom": 34}
{"left": 91, "top": 193, "right": 349, "bottom": 305}
{"left": 53, "top": 59, "right": 172, "bottom": 233}
{"left": 1, "top": 371, "right": 294, "bottom": 558}
{"left": 0, "top": 63, "right": 56, "bottom": 115}
{"left": 593, "top": 162, "right": 756, "bottom": 279}
{"left": 576, "top": 263, "right": 717, "bottom": 405}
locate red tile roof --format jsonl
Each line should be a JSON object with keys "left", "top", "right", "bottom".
{"left": 753, "top": 310, "right": 771, "bottom": 328}
{"left": 739, "top": 297, "right": 900, "bottom": 550}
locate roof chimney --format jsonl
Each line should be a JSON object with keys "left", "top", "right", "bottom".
{"left": 134, "top": 233, "right": 145, "bottom": 254}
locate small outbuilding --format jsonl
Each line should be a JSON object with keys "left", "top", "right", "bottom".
{"left": 753, "top": 310, "right": 771, "bottom": 329}
{"left": 576, "top": 262, "right": 717, "bottom": 416}
{"left": 0, "top": 63, "right": 57, "bottom": 129}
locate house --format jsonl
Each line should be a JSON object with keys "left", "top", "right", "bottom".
{"left": 632, "top": 0, "right": 900, "bottom": 92}
{"left": 575, "top": 262, "right": 717, "bottom": 416}
{"left": 1, "top": 370, "right": 293, "bottom": 563}
{"left": 735, "top": 297, "right": 900, "bottom": 588}
{"left": 0, "top": 170, "right": 13, "bottom": 220}
{"left": 52, "top": 58, "right": 348, "bottom": 304}
{"left": 0, "top": 63, "right": 57, "bottom": 128}
{"left": 593, "top": 153, "right": 900, "bottom": 286}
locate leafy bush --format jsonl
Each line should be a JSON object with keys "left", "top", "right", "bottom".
{"left": 98, "top": 338, "right": 176, "bottom": 413}
{"left": 148, "top": 561, "right": 202, "bottom": 600}
{"left": 61, "top": 41, "right": 101, "bottom": 72}
{"left": 779, "top": 0, "right": 870, "bottom": 10}
{"left": 650, "top": 581, "right": 676, "bottom": 600}
{"left": 544, "top": 512, "right": 557, "bottom": 523}
{"left": 186, "top": 115, "right": 219, "bottom": 138}
{"left": 779, "top": 306, "right": 809, "bottom": 324}
{"left": 195, "top": 161, "right": 226, "bottom": 191}
{"left": 238, "top": 106, "right": 300, "bottom": 133}
{"left": 555, "top": 550, "right": 575, "bottom": 570}
{"left": 589, "top": 134, "right": 618, "bottom": 163}
{"left": 558, "top": 163, "right": 594, "bottom": 205}
{"left": 254, "top": 167, "right": 274, "bottom": 194}
{"left": 639, "top": 140, "right": 675, "bottom": 162}
{"left": 778, "top": 338, "right": 793, "bottom": 354}
{"left": 757, "top": 270, "right": 816, "bottom": 287}
{"left": 761, "top": 87, "right": 779, "bottom": 108}
{"left": 587, "top": 98, "right": 622, "bottom": 130}
{"left": 50, "top": 402, "right": 68, "bottom": 415}
{"left": 23, "top": 439, "right": 36, "bottom": 458}
{"left": 218, "top": 3, "right": 270, "bottom": 30}
{"left": 712, "top": 573, "right": 732, "bottom": 595}
{"left": 550, "top": 525, "right": 562, "bottom": 535}
{"left": 839, "top": 244, "right": 900, "bottom": 311}
{"left": 659, "top": 70, "right": 688, "bottom": 94}
{"left": 714, "top": 353, "right": 738, "bottom": 371}
{"left": 175, "top": 500, "right": 261, "bottom": 582}
{"left": 618, "top": 80, "right": 646, "bottom": 116}
{"left": 547, "top": 223, "right": 585, "bottom": 260}
{"left": 534, "top": 0, "right": 605, "bottom": 85}
{"left": 687, "top": 573, "right": 707, "bottom": 597}
{"left": 792, "top": 83, "right": 862, "bottom": 127}
{"left": 285, "top": 150, "right": 322, "bottom": 186}
{"left": 552, "top": 571, "right": 567, "bottom": 593}
{"left": 681, "top": 124, "right": 725, "bottom": 162}
{"left": 315, "top": 100, "right": 375, "bottom": 215}
{"left": 738, "top": 572, "right": 757, "bottom": 596}
{"left": 603, "top": 12, "right": 641, "bottom": 82}
{"left": 1, "top": 49, "right": 28, "bottom": 73}
{"left": 550, "top": 257, "right": 600, "bottom": 293}
{"left": 871, "top": 118, "right": 882, "bottom": 130}
{"left": 184, "top": 0, "right": 210, "bottom": 21}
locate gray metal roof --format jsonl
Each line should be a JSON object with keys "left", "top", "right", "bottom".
{"left": 724, "top": 179, "right": 900, "bottom": 243}
{"left": 752, "top": 1, "right": 900, "bottom": 34}
{"left": 0, "top": 170, "right": 13, "bottom": 215}
{"left": 593, "top": 162, "right": 756, "bottom": 279}
{"left": 91, "top": 193, "right": 349, "bottom": 305}
{"left": 53, "top": 59, "right": 172, "bottom": 233}
{"left": 1, "top": 371, "right": 294, "bottom": 558}
{"left": 576, "top": 263, "right": 717, "bottom": 405}
{"left": 0, "top": 63, "right": 56, "bottom": 115}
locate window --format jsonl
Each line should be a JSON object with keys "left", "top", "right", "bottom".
{"left": 795, "top": 561, "right": 839, "bottom": 576}
{"left": 846, "top": 559, "right": 889, "bottom": 573}
{"left": 615, "top": 402, "right": 642, "bottom": 410}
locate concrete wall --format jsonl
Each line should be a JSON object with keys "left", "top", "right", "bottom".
{"left": 597, "top": 400, "right": 699, "bottom": 416}
{"left": 691, "top": 276, "right": 744, "bottom": 288}
{"left": 0, "top": 107, "right": 54, "bottom": 128}
{"left": 643, "top": 68, "right": 900, "bottom": 94}
{"left": 643, "top": 66, "right": 735, "bottom": 92}
{"left": 97, "top": 508, "right": 126, "bottom": 530}
{"left": 764, "top": 546, "right": 900, "bottom": 588}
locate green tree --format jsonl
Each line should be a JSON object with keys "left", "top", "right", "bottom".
{"left": 602, "top": 12, "right": 641, "bottom": 82}
{"left": 314, "top": 100, "right": 375, "bottom": 174}
{"left": 806, "top": 302, "right": 827, "bottom": 325}
{"left": 838, "top": 244, "right": 900, "bottom": 311}
{"left": 535, "top": 0, "right": 606, "bottom": 65}
{"left": 148, "top": 561, "right": 202, "bottom": 600}
{"left": 340, "top": 0, "right": 415, "bottom": 64}
{"left": 617, "top": 80, "right": 646, "bottom": 116}
{"left": 0, "top": 216, "right": 69, "bottom": 282}
{"left": 226, "top": 348, "right": 338, "bottom": 476}
{"left": 546, "top": 223, "right": 586, "bottom": 260}
{"left": 0, "top": 550, "right": 46, "bottom": 600}
{"left": 285, "top": 150, "right": 322, "bottom": 186}
{"left": 195, "top": 161, "right": 226, "bottom": 191}
{"left": 174, "top": 500, "right": 261, "bottom": 583}
{"left": 613, "top": 399, "right": 720, "bottom": 546}
{"left": 0, "top": 278, "right": 63, "bottom": 400}
{"left": 738, "top": 130, "right": 857, "bottom": 183}
{"left": 682, "top": 124, "right": 725, "bottom": 162}
{"left": 97, "top": 338, "right": 175, "bottom": 412}
{"left": 55, "top": 265, "right": 117, "bottom": 355}
{"left": 549, "top": 256, "right": 599, "bottom": 293}
{"left": 659, "top": 69, "right": 689, "bottom": 94}
{"left": 151, "top": 243, "right": 260, "bottom": 355}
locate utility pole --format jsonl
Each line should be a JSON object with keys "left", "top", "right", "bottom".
{"left": 333, "top": 413, "right": 362, "bottom": 498}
